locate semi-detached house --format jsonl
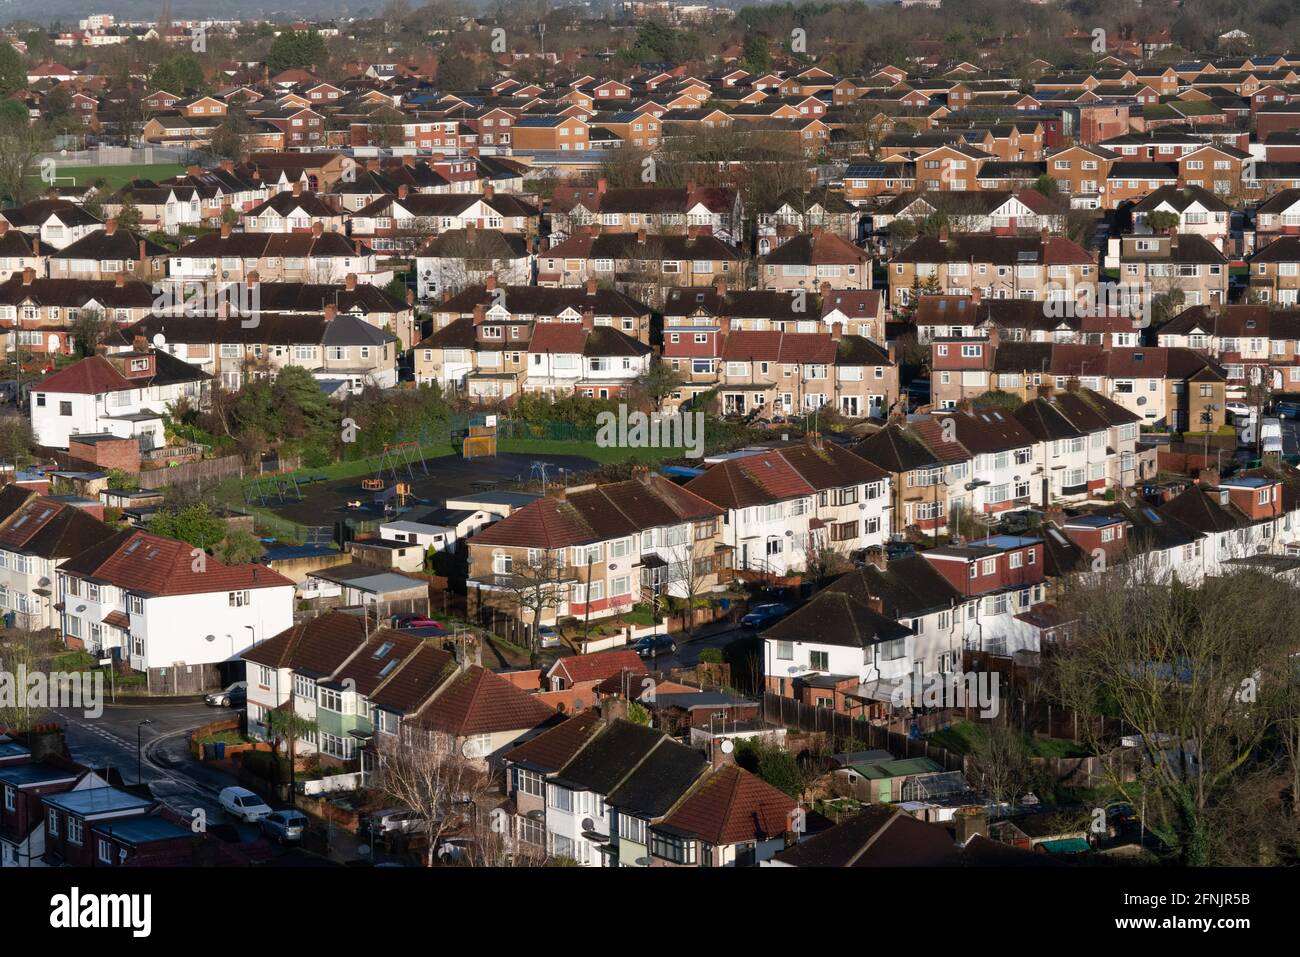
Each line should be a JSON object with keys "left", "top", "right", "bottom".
{"left": 683, "top": 441, "right": 889, "bottom": 576}
{"left": 57, "top": 529, "right": 294, "bottom": 673}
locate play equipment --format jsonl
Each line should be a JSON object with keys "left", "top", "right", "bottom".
{"left": 244, "top": 469, "right": 305, "bottom": 507}
{"left": 462, "top": 422, "right": 498, "bottom": 459}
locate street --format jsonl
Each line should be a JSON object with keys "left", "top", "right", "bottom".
{"left": 55, "top": 701, "right": 244, "bottom": 831}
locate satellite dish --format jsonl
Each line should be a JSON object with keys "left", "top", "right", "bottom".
{"left": 153, "top": 333, "right": 166, "bottom": 348}
{"left": 76, "top": 604, "right": 86, "bottom": 613}
{"left": 205, "top": 634, "right": 216, "bottom": 642}
{"left": 573, "top": 698, "right": 585, "bottom": 710}
{"left": 581, "top": 817, "right": 596, "bottom": 832}
{"left": 720, "top": 739, "right": 734, "bottom": 754}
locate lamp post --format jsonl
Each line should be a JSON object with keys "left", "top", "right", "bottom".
{"left": 136, "top": 719, "right": 154, "bottom": 784}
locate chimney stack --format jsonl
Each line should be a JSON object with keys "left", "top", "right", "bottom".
{"left": 820, "top": 280, "right": 831, "bottom": 300}
{"left": 0, "top": 221, "right": 7, "bottom": 236}
{"left": 324, "top": 303, "right": 337, "bottom": 322}
{"left": 831, "top": 322, "right": 843, "bottom": 341}
{"left": 466, "top": 221, "right": 477, "bottom": 244}
{"left": 105, "top": 219, "right": 118, "bottom": 236}
{"left": 397, "top": 184, "right": 409, "bottom": 200}
{"left": 486, "top": 274, "right": 497, "bottom": 292}
{"left": 139, "top": 239, "right": 147, "bottom": 264}
{"left": 472, "top": 303, "right": 485, "bottom": 324}
{"left": 937, "top": 225, "right": 949, "bottom": 241}
{"left": 312, "top": 221, "right": 324, "bottom": 238}
{"left": 292, "top": 181, "right": 303, "bottom": 196}
{"left": 220, "top": 222, "right": 232, "bottom": 239}
{"left": 636, "top": 228, "right": 647, "bottom": 244}
{"left": 718, "top": 315, "right": 731, "bottom": 337}
{"left": 246, "top": 270, "right": 259, "bottom": 286}
{"left": 713, "top": 276, "right": 727, "bottom": 297}
{"left": 582, "top": 308, "right": 594, "bottom": 331}
{"left": 115, "top": 271, "right": 126, "bottom": 288}
{"left": 483, "top": 183, "right": 494, "bottom": 200}
{"left": 406, "top": 288, "right": 415, "bottom": 306}
{"left": 132, "top": 334, "right": 147, "bottom": 352}
{"left": 596, "top": 177, "right": 607, "bottom": 195}
{"left": 21, "top": 266, "right": 34, "bottom": 286}
{"left": 345, "top": 272, "right": 358, "bottom": 291}
{"left": 586, "top": 277, "right": 598, "bottom": 296}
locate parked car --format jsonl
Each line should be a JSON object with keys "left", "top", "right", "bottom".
{"left": 741, "top": 603, "right": 791, "bottom": 629}
{"left": 219, "top": 786, "right": 272, "bottom": 823}
{"left": 261, "top": 810, "right": 309, "bottom": 844}
{"left": 538, "top": 625, "right": 562, "bottom": 648}
{"left": 1225, "top": 401, "right": 1252, "bottom": 421}
{"left": 205, "top": 682, "right": 246, "bottom": 707}
{"left": 1276, "top": 401, "right": 1300, "bottom": 420}
{"left": 363, "top": 808, "right": 423, "bottom": 836}
{"left": 631, "top": 634, "right": 676, "bottom": 658}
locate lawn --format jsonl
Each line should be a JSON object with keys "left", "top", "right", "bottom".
{"left": 497, "top": 437, "right": 682, "bottom": 465}
{"left": 28, "top": 162, "right": 187, "bottom": 192}
{"left": 927, "top": 720, "right": 1091, "bottom": 759}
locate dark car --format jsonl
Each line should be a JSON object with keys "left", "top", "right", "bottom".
{"left": 1276, "top": 401, "right": 1300, "bottom": 420}
{"left": 205, "top": 682, "right": 246, "bottom": 707}
{"left": 631, "top": 634, "right": 676, "bottom": 658}
{"left": 741, "top": 603, "right": 791, "bottom": 629}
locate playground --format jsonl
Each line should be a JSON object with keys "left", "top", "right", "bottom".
{"left": 247, "top": 448, "right": 601, "bottom": 528}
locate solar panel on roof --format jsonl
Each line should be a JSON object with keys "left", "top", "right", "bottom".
{"left": 1143, "top": 508, "right": 1162, "bottom": 524}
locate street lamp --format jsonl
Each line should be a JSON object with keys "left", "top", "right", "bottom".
{"left": 136, "top": 719, "right": 154, "bottom": 784}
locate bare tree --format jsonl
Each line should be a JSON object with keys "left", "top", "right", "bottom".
{"left": 373, "top": 727, "right": 496, "bottom": 866}
{"left": 1052, "top": 562, "right": 1300, "bottom": 865}
{"left": 970, "top": 718, "right": 1031, "bottom": 807}
{"left": 489, "top": 549, "right": 568, "bottom": 649}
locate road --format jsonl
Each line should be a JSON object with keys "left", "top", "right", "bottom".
{"left": 642, "top": 622, "right": 756, "bottom": 674}
{"left": 55, "top": 701, "right": 254, "bottom": 836}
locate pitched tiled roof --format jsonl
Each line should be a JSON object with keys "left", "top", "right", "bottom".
{"left": 243, "top": 610, "right": 369, "bottom": 673}
{"left": 59, "top": 529, "right": 292, "bottom": 598}
{"left": 504, "top": 708, "right": 604, "bottom": 772}
{"left": 415, "top": 665, "right": 556, "bottom": 735}
{"left": 660, "top": 764, "right": 796, "bottom": 845}
{"left": 549, "top": 649, "right": 644, "bottom": 686}
{"left": 470, "top": 497, "right": 597, "bottom": 549}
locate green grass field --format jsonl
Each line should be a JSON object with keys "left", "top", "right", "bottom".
{"left": 29, "top": 162, "right": 188, "bottom": 192}
{"left": 497, "top": 437, "right": 682, "bottom": 465}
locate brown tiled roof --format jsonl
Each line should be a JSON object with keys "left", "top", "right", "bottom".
{"left": 503, "top": 708, "right": 603, "bottom": 772}
{"left": 367, "top": 642, "right": 458, "bottom": 714}
{"left": 415, "top": 665, "right": 556, "bottom": 735}
{"left": 243, "top": 610, "right": 369, "bottom": 672}
{"left": 660, "top": 764, "right": 796, "bottom": 845}
{"left": 470, "top": 497, "right": 597, "bottom": 549}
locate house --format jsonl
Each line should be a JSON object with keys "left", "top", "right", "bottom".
{"left": 30, "top": 348, "right": 211, "bottom": 450}
{"left": 759, "top": 229, "right": 872, "bottom": 291}
{"left": 57, "top": 528, "right": 294, "bottom": 673}
{"left": 467, "top": 470, "right": 728, "bottom": 639}
{"left": 45, "top": 222, "right": 170, "bottom": 283}
{"left": 683, "top": 441, "right": 890, "bottom": 575}
{"left": 414, "top": 227, "right": 532, "bottom": 299}
{"left": 1108, "top": 233, "right": 1228, "bottom": 307}
{"left": 890, "top": 231, "right": 1096, "bottom": 307}
{"left": 651, "top": 763, "right": 796, "bottom": 866}
{"left": 771, "top": 805, "right": 962, "bottom": 866}
{"left": 0, "top": 758, "right": 109, "bottom": 868}
{"left": 0, "top": 493, "right": 116, "bottom": 631}
{"left": 41, "top": 786, "right": 155, "bottom": 866}
{"left": 546, "top": 649, "right": 644, "bottom": 693}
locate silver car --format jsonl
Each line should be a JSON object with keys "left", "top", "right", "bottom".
{"left": 261, "top": 810, "right": 309, "bottom": 843}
